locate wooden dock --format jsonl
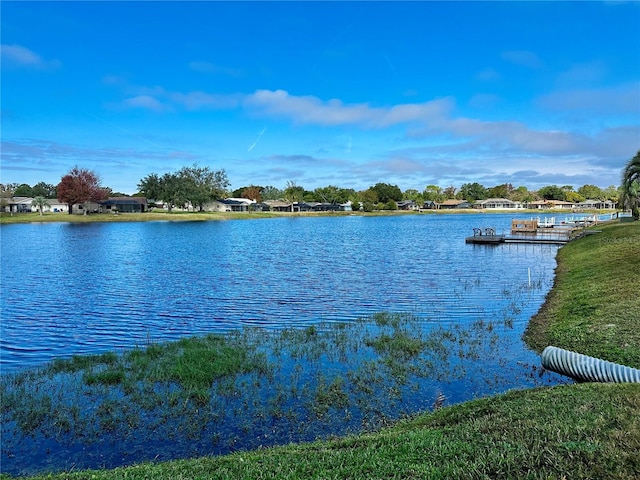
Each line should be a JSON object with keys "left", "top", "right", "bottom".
{"left": 465, "top": 222, "right": 593, "bottom": 245}
{"left": 465, "top": 232, "right": 572, "bottom": 245}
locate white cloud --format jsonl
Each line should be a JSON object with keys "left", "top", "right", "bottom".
{"left": 121, "top": 96, "right": 169, "bottom": 113}
{"left": 242, "top": 89, "right": 453, "bottom": 128}
{"left": 170, "top": 91, "right": 242, "bottom": 110}
{"left": 0, "top": 44, "right": 61, "bottom": 69}
{"left": 537, "top": 82, "right": 640, "bottom": 115}
{"left": 100, "top": 82, "right": 637, "bottom": 183}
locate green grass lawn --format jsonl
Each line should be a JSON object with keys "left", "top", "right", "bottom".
{"left": 4, "top": 220, "right": 639, "bottom": 480}
{"left": 525, "top": 221, "right": 640, "bottom": 368}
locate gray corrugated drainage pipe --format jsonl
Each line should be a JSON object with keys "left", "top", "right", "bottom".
{"left": 541, "top": 346, "right": 640, "bottom": 383}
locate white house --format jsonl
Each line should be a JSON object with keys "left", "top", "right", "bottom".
{"left": 473, "top": 198, "right": 523, "bottom": 209}
{"left": 204, "top": 198, "right": 255, "bottom": 212}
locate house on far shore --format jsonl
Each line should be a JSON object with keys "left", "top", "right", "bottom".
{"left": 439, "top": 199, "right": 471, "bottom": 209}
{"left": 100, "top": 197, "right": 148, "bottom": 213}
{"left": 526, "top": 200, "right": 575, "bottom": 210}
{"left": 2, "top": 196, "right": 35, "bottom": 213}
{"left": 473, "top": 198, "right": 523, "bottom": 210}
{"left": 396, "top": 200, "right": 418, "bottom": 211}
{"left": 264, "top": 200, "right": 295, "bottom": 212}
{"left": 204, "top": 198, "right": 254, "bottom": 212}
{"left": 1, "top": 197, "right": 69, "bottom": 213}
{"left": 576, "top": 199, "right": 617, "bottom": 210}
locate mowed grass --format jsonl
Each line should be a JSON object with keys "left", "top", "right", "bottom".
{"left": 525, "top": 221, "right": 640, "bottom": 368}
{"left": 4, "top": 219, "right": 639, "bottom": 480}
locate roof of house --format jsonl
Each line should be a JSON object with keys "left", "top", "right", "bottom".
{"left": 475, "top": 197, "right": 518, "bottom": 205}
{"left": 440, "top": 199, "right": 468, "bottom": 206}
{"left": 225, "top": 197, "right": 255, "bottom": 204}
{"left": 528, "top": 200, "right": 575, "bottom": 206}
{"left": 264, "top": 200, "right": 292, "bottom": 208}
{"left": 100, "top": 197, "right": 147, "bottom": 206}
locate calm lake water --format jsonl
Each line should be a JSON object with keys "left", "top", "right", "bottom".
{"left": 0, "top": 213, "right": 570, "bottom": 475}
{"left": 3, "top": 213, "right": 556, "bottom": 372}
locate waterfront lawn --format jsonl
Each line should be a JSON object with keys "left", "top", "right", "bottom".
{"left": 525, "top": 221, "right": 640, "bottom": 368}
{"left": 10, "top": 383, "right": 640, "bottom": 480}
{"left": 0, "top": 211, "right": 281, "bottom": 224}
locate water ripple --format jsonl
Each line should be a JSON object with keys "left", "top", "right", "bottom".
{"left": 1, "top": 214, "right": 558, "bottom": 373}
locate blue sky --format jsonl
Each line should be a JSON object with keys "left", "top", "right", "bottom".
{"left": 1, "top": 1, "right": 639, "bottom": 195}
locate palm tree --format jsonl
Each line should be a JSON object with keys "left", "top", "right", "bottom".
{"left": 620, "top": 151, "right": 640, "bottom": 220}
{"left": 31, "top": 196, "right": 51, "bottom": 216}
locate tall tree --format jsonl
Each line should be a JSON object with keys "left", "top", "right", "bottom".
{"left": 459, "top": 182, "right": 487, "bottom": 201}
{"left": 620, "top": 151, "right": 640, "bottom": 220}
{"left": 14, "top": 183, "right": 34, "bottom": 197}
{"left": 443, "top": 185, "right": 457, "bottom": 199}
{"left": 179, "top": 164, "right": 230, "bottom": 211}
{"left": 283, "top": 181, "right": 305, "bottom": 211}
{"left": 369, "top": 183, "right": 402, "bottom": 203}
{"left": 261, "top": 186, "right": 282, "bottom": 201}
{"left": 510, "top": 186, "right": 534, "bottom": 203}
{"left": 602, "top": 185, "right": 619, "bottom": 202}
{"left": 314, "top": 185, "right": 351, "bottom": 204}
{"left": 57, "top": 167, "right": 108, "bottom": 215}
{"left": 423, "top": 185, "right": 445, "bottom": 203}
{"left": 403, "top": 188, "right": 424, "bottom": 203}
{"left": 537, "top": 185, "right": 566, "bottom": 201}
{"left": 577, "top": 184, "right": 604, "bottom": 200}
{"left": 32, "top": 182, "right": 57, "bottom": 198}
{"left": 0, "top": 183, "right": 18, "bottom": 211}
{"left": 240, "top": 186, "right": 263, "bottom": 202}
{"left": 487, "top": 183, "right": 513, "bottom": 199}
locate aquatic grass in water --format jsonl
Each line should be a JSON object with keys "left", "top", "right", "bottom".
{"left": 0, "top": 304, "right": 567, "bottom": 476}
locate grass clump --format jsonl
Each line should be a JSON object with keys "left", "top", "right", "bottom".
{"left": 524, "top": 221, "right": 640, "bottom": 367}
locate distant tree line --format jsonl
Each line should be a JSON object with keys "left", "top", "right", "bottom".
{"left": 2, "top": 151, "right": 639, "bottom": 216}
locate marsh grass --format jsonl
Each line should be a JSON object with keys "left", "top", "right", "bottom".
{"left": 1, "top": 303, "right": 552, "bottom": 476}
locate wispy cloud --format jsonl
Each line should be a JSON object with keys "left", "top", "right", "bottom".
{"left": 476, "top": 68, "right": 501, "bottom": 81}
{"left": 0, "top": 139, "right": 198, "bottom": 173}
{"left": 121, "top": 95, "right": 170, "bottom": 113}
{"left": 0, "top": 44, "right": 61, "bottom": 69}
{"left": 537, "top": 82, "right": 640, "bottom": 115}
{"left": 501, "top": 50, "right": 543, "bottom": 69}
{"left": 554, "top": 61, "right": 609, "bottom": 88}
{"left": 188, "top": 61, "right": 243, "bottom": 77}
{"left": 102, "top": 81, "right": 638, "bottom": 164}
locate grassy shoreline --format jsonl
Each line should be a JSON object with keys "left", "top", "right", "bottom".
{"left": 3, "top": 220, "right": 639, "bottom": 479}
{"left": 524, "top": 220, "right": 640, "bottom": 368}
{"left": 0, "top": 207, "right": 613, "bottom": 225}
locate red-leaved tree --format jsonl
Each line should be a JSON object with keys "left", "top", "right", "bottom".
{"left": 57, "top": 167, "right": 109, "bottom": 215}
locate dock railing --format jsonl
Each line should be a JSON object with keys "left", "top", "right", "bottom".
{"left": 511, "top": 219, "right": 537, "bottom": 233}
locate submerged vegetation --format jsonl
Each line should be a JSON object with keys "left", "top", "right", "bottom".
{"left": 1, "top": 304, "right": 557, "bottom": 476}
